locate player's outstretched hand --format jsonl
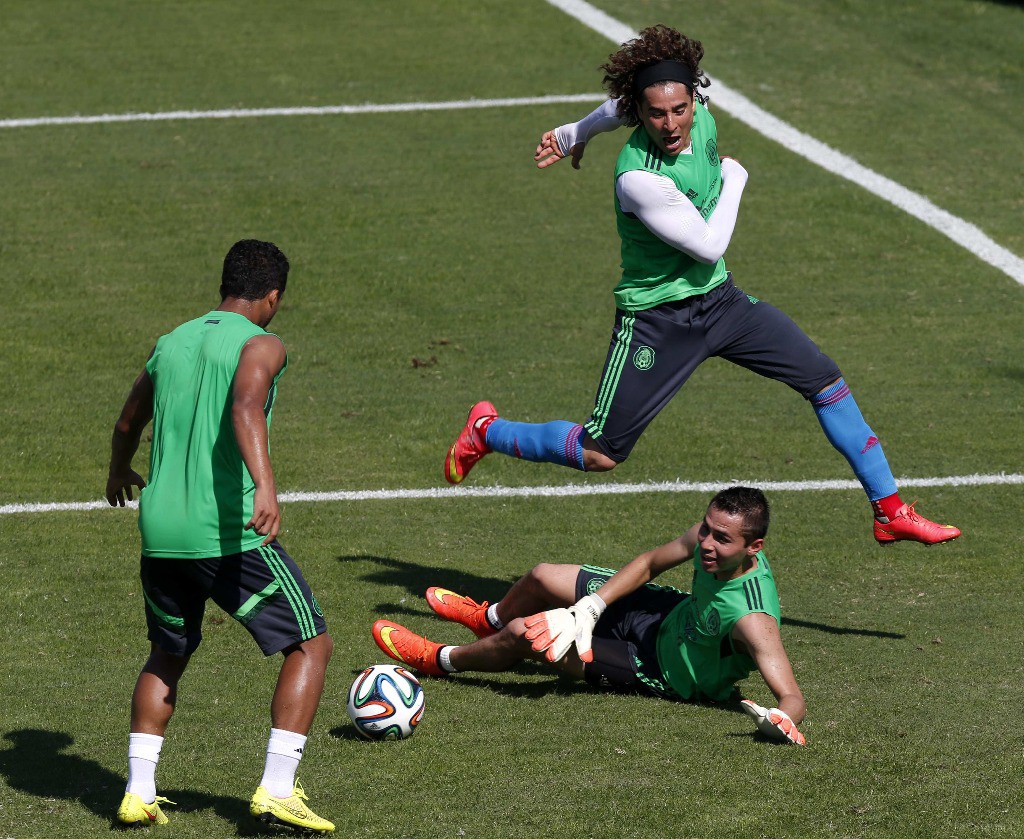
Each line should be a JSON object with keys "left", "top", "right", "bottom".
{"left": 534, "top": 131, "right": 586, "bottom": 170}
{"left": 567, "top": 593, "right": 606, "bottom": 663}
{"left": 524, "top": 608, "right": 576, "bottom": 662}
{"left": 741, "top": 699, "right": 806, "bottom": 745}
{"left": 105, "top": 469, "right": 146, "bottom": 507}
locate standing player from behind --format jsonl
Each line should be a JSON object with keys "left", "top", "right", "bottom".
{"left": 373, "top": 487, "right": 807, "bottom": 746}
{"left": 443, "top": 25, "right": 959, "bottom": 548}
{"left": 106, "top": 240, "right": 334, "bottom": 833}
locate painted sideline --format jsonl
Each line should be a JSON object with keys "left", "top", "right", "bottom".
{"left": 2, "top": 47, "right": 1020, "bottom": 286}
{"left": 3, "top": 473, "right": 1020, "bottom": 516}
{"left": 0, "top": 94, "right": 604, "bottom": 129}
{"left": 545, "top": 0, "right": 1024, "bottom": 286}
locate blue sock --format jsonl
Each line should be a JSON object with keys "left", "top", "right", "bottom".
{"left": 811, "top": 378, "right": 898, "bottom": 502}
{"left": 484, "top": 419, "right": 585, "bottom": 471}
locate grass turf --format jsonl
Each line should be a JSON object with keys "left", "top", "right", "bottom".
{"left": 1, "top": 1, "right": 1021, "bottom": 837}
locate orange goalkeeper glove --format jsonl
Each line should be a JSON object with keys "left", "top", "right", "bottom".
{"left": 741, "top": 699, "right": 806, "bottom": 745}
{"left": 523, "top": 609, "right": 576, "bottom": 663}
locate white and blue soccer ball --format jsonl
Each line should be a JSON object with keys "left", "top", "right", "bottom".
{"left": 346, "top": 664, "right": 425, "bottom": 740}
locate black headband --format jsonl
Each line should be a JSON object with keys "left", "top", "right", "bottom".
{"left": 633, "top": 60, "right": 695, "bottom": 95}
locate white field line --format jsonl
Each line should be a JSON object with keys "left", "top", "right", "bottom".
{"left": 1, "top": 25, "right": 1020, "bottom": 286}
{"left": 545, "top": 0, "right": 1024, "bottom": 287}
{"left": 3, "top": 473, "right": 1021, "bottom": 516}
{"left": 0, "top": 93, "right": 604, "bottom": 129}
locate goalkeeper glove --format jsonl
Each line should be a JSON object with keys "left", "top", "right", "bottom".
{"left": 740, "top": 699, "right": 806, "bottom": 745}
{"left": 568, "top": 593, "right": 606, "bottom": 663}
{"left": 523, "top": 609, "right": 576, "bottom": 663}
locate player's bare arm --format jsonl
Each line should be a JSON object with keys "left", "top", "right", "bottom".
{"left": 106, "top": 363, "right": 154, "bottom": 506}
{"left": 233, "top": 334, "right": 287, "bottom": 546}
{"left": 732, "top": 611, "right": 806, "bottom": 725}
{"left": 525, "top": 523, "right": 700, "bottom": 663}
{"left": 591, "top": 522, "right": 700, "bottom": 607}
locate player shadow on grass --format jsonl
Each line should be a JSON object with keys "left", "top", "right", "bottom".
{"left": 0, "top": 729, "right": 280, "bottom": 834}
{"left": 338, "top": 554, "right": 906, "bottom": 640}
{"left": 336, "top": 553, "right": 517, "bottom": 618}
{"left": 782, "top": 617, "right": 904, "bottom": 639}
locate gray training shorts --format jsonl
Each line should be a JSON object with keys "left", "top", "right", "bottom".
{"left": 583, "top": 275, "right": 842, "bottom": 461}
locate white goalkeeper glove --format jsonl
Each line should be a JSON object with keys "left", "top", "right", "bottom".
{"left": 568, "top": 593, "right": 606, "bottom": 663}
{"left": 523, "top": 608, "right": 576, "bottom": 663}
{"left": 740, "top": 699, "right": 806, "bottom": 745}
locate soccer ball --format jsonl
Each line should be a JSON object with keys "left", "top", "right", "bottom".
{"left": 346, "top": 664, "right": 425, "bottom": 740}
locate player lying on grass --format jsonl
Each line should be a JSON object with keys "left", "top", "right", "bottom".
{"left": 373, "top": 486, "right": 806, "bottom": 745}
{"left": 443, "top": 24, "right": 960, "bottom": 549}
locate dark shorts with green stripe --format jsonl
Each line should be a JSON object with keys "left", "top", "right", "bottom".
{"left": 576, "top": 566, "right": 686, "bottom": 700}
{"left": 584, "top": 275, "right": 842, "bottom": 461}
{"left": 140, "top": 540, "right": 327, "bottom": 657}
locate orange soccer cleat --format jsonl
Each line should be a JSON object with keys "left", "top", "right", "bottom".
{"left": 873, "top": 502, "right": 961, "bottom": 546}
{"left": 425, "top": 587, "right": 497, "bottom": 638}
{"left": 444, "top": 401, "right": 498, "bottom": 484}
{"left": 372, "top": 620, "right": 447, "bottom": 677}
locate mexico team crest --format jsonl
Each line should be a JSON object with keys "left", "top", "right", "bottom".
{"left": 704, "top": 607, "right": 721, "bottom": 635}
{"left": 706, "top": 138, "right": 719, "bottom": 165}
{"left": 633, "top": 346, "right": 655, "bottom": 371}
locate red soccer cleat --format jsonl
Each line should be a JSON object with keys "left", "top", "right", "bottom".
{"left": 873, "top": 502, "right": 961, "bottom": 546}
{"left": 372, "top": 620, "right": 447, "bottom": 677}
{"left": 444, "top": 401, "right": 497, "bottom": 484}
{"left": 426, "top": 587, "right": 497, "bottom": 638}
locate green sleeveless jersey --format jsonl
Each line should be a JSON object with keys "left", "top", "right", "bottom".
{"left": 655, "top": 549, "right": 781, "bottom": 701}
{"left": 613, "top": 101, "right": 729, "bottom": 311}
{"left": 139, "top": 311, "right": 286, "bottom": 558}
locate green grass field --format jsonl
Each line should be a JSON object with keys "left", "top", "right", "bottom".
{"left": 2, "top": 1, "right": 1022, "bottom": 837}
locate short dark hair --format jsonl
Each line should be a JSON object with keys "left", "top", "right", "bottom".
{"left": 220, "top": 239, "right": 289, "bottom": 301}
{"left": 709, "top": 486, "right": 769, "bottom": 543}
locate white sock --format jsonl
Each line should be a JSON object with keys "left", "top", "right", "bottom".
{"left": 260, "top": 728, "right": 307, "bottom": 798}
{"left": 126, "top": 733, "right": 163, "bottom": 803}
{"left": 438, "top": 645, "right": 459, "bottom": 673}
{"left": 485, "top": 603, "right": 504, "bottom": 631}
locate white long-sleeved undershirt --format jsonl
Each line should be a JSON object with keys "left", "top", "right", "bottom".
{"left": 552, "top": 99, "right": 749, "bottom": 265}
{"left": 617, "top": 160, "right": 748, "bottom": 264}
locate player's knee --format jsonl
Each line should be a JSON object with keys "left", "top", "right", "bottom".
{"left": 312, "top": 631, "right": 334, "bottom": 663}
{"left": 525, "top": 563, "right": 561, "bottom": 594}
{"left": 583, "top": 450, "right": 618, "bottom": 472}
{"left": 293, "top": 631, "right": 333, "bottom": 665}
{"left": 145, "top": 645, "right": 190, "bottom": 682}
{"left": 316, "top": 631, "right": 334, "bottom": 663}
{"left": 503, "top": 618, "right": 534, "bottom": 651}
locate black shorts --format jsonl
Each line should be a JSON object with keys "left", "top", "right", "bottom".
{"left": 583, "top": 276, "right": 842, "bottom": 460}
{"left": 140, "top": 541, "right": 327, "bottom": 657}
{"left": 576, "top": 566, "right": 687, "bottom": 699}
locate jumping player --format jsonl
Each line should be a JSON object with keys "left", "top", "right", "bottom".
{"left": 443, "top": 25, "right": 959, "bottom": 548}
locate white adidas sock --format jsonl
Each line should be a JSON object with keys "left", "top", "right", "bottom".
{"left": 485, "top": 603, "right": 504, "bottom": 631}
{"left": 126, "top": 732, "right": 164, "bottom": 802}
{"left": 438, "top": 645, "right": 459, "bottom": 673}
{"left": 260, "top": 728, "right": 307, "bottom": 798}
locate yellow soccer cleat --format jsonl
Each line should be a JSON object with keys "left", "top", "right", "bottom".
{"left": 116, "top": 791, "right": 174, "bottom": 826}
{"left": 250, "top": 781, "right": 334, "bottom": 833}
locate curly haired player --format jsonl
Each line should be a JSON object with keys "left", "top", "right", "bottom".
{"left": 444, "top": 25, "right": 959, "bottom": 547}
